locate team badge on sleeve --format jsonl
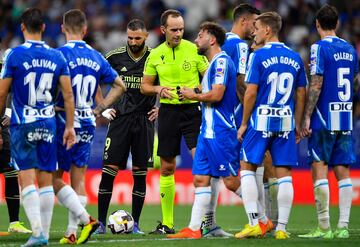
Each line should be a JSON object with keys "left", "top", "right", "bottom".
{"left": 310, "top": 44, "right": 319, "bottom": 75}
{"left": 215, "top": 58, "right": 227, "bottom": 85}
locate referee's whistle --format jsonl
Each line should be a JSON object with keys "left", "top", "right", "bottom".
{"left": 176, "top": 85, "right": 183, "bottom": 101}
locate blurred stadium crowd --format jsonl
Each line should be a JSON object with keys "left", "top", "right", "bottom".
{"left": 0, "top": 0, "right": 359, "bottom": 119}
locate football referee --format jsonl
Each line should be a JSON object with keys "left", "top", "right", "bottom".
{"left": 141, "top": 9, "right": 208, "bottom": 234}
{"left": 96, "top": 19, "right": 158, "bottom": 234}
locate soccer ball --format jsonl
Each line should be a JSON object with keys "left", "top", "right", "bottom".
{"left": 107, "top": 210, "right": 134, "bottom": 234}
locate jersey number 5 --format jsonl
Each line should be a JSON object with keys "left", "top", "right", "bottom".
{"left": 337, "top": 68, "right": 351, "bottom": 101}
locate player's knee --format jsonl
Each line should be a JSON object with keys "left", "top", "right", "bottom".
{"left": 52, "top": 177, "right": 65, "bottom": 192}
{"left": 193, "top": 176, "right": 210, "bottom": 187}
{"left": 223, "top": 176, "right": 240, "bottom": 192}
{"left": 160, "top": 156, "right": 176, "bottom": 176}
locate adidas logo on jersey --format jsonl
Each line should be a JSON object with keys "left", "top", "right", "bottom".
{"left": 121, "top": 67, "right": 127, "bottom": 72}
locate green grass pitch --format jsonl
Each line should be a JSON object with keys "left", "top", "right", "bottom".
{"left": 0, "top": 204, "right": 359, "bottom": 246}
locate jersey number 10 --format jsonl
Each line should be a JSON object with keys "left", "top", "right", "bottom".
{"left": 72, "top": 74, "right": 97, "bottom": 108}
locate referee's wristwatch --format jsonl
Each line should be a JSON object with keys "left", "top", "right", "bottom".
{"left": 193, "top": 88, "right": 201, "bottom": 94}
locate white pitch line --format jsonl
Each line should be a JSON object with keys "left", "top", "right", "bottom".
{"left": 229, "top": 228, "right": 360, "bottom": 232}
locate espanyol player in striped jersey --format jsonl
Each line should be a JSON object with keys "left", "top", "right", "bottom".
{"left": 200, "top": 3, "right": 261, "bottom": 238}
{"left": 0, "top": 8, "right": 76, "bottom": 246}
{"left": 54, "top": 9, "right": 126, "bottom": 244}
{"left": 236, "top": 12, "right": 306, "bottom": 239}
{"left": 222, "top": 5, "right": 278, "bottom": 236}
{"left": 299, "top": 5, "right": 358, "bottom": 239}
{"left": 167, "top": 22, "right": 238, "bottom": 239}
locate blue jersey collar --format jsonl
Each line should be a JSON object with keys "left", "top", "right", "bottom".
{"left": 68, "top": 40, "right": 86, "bottom": 44}
{"left": 26, "top": 40, "right": 45, "bottom": 44}
{"left": 266, "top": 42, "right": 284, "bottom": 46}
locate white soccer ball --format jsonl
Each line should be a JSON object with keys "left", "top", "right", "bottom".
{"left": 107, "top": 210, "right": 134, "bottom": 234}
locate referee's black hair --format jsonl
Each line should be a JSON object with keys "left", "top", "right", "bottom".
{"left": 160, "top": 9, "right": 182, "bottom": 27}
{"left": 199, "top": 22, "right": 226, "bottom": 47}
{"left": 20, "top": 8, "right": 44, "bottom": 34}
{"left": 127, "top": 19, "right": 147, "bottom": 32}
{"left": 315, "top": 4, "right": 338, "bottom": 31}
{"left": 233, "top": 3, "right": 260, "bottom": 21}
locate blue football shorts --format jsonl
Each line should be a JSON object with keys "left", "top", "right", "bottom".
{"left": 240, "top": 125, "right": 298, "bottom": 166}
{"left": 57, "top": 122, "right": 95, "bottom": 172}
{"left": 307, "top": 126, "right": 355, "bottom": 165}
{"left": 193, "top": 130, "right": 239, "bottom": 177}
{"left": 10, "top": 118, "right": 57, "bottom": 172}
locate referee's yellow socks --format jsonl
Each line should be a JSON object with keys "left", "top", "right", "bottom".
{"left": 160, "top": 174, "right": 175, "bottom": 228}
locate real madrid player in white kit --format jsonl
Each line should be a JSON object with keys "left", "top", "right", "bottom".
{"left": 236, "top": 12, "right": 307, "bottom": 239}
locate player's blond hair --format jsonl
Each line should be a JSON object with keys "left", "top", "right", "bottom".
{"left": 256, "top": 12, "right": 282, "bottom": 35}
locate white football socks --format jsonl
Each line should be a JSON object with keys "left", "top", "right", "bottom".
{"left": 240, "top": 170, "right": 258, "bottom": 226}
{"left": 205, "top": 177, "right": 220, "bottom": 228}
{"left": 276, "top": 176, "right": 293, "bottom": 232}
{"left": 314, "top": 179, "right": 330, "bottom": 230}
{"left": 268, "top": 178, "right": 278, "bottom": 224}
{"left": 189, "top": 186, "right": 211, "bottom": 231}
{"left": 256, "top": 167, "right": 267, "bottom": 224}
{"left": 39, "top": 186, "right": 54, "bottom": 240}
{"left": 22, "top": 185, "right": 42, "bottom": 237}
{"left": 57, "top": 185, "right": 90, "bottom": 226}
{"left": 338, "top": 178, "right": 352, "bottom": 229}
{"left": 66, "top": 194, "right": 88, "bottom": 236}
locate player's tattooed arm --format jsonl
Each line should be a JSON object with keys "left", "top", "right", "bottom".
{"left": 301, "top": 74, "right": 323, "bottom": 137}
{"left": 236, "top": 74, "right": 247, "bottom": 104}
{"left": 304, "top": 75, "right": 323, "bottom": 118}
{"left": 94, "top": 76, "right": 126, "bottom": 116}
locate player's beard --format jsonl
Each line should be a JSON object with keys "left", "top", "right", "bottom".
{"left": 197, "top": 46, "right": 208, "bottom": 56}
{"left": 128, "top": 42, "right": 145, "bottom": 54}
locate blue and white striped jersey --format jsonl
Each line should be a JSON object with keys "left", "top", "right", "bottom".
{"left": 310, "top": 36, "right": 358, "bottom": 131}
{"left": 57, "top": 41, "right": 118, "bottom": 128}
{"left": 222, "top": 32, "right": 249, "bottom": 128}
{"left": 0, "top": 40, "right": 70, "bottom": 125}
{"left": 245, "top": 42, "right": 307, "bottom": 132}
{"left": 200, "top": 51, "right": 238, "bottom": 138}
{"left": 222, "top": 32, "right": 249, "bottom": 75}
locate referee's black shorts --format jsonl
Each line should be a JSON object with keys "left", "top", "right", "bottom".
{"left": 103, "top": 112, "right": 154, "bottom": 170}
{"left": 157, "top": 103, "right": 201, "bottom": 157}
{"left": 0, "top": 126, "right": 11, "bottom": 173}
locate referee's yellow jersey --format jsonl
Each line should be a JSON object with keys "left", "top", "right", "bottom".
{"left": 144, "top": 39, "right": 208, "bottom": 104}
